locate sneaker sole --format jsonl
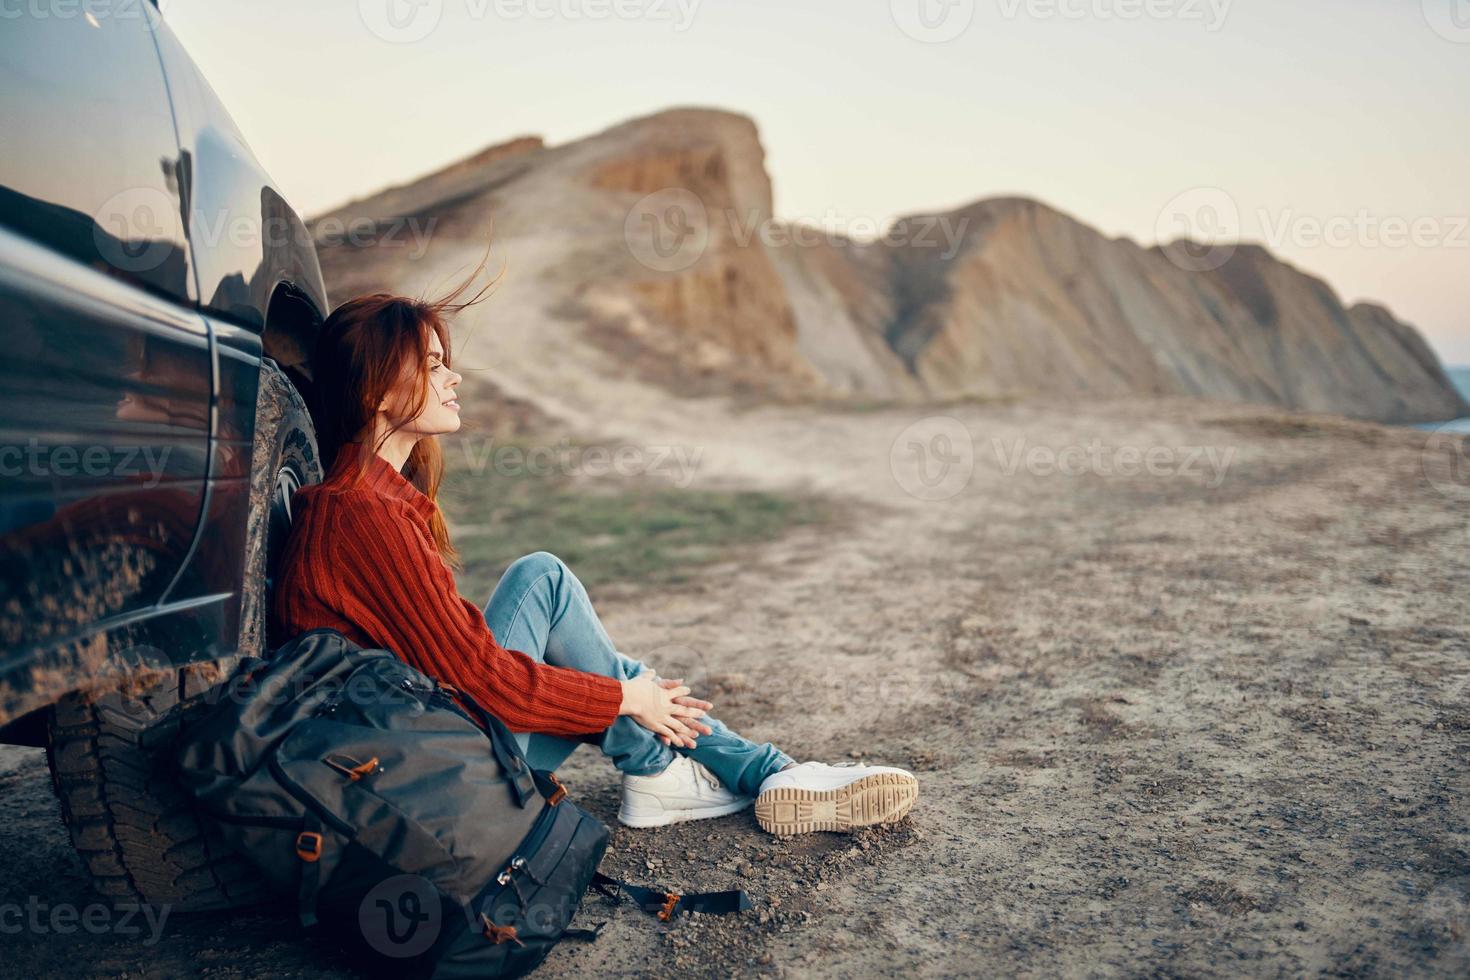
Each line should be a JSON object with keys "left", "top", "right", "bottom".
{"left": 617, "top": 796, "right": 753, "bottom": 829}
{"left": 755, "top": 772, "right": 918, "bottom": 836}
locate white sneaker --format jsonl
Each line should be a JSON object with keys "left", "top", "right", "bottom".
{"left": 754, "top": 761, "right": 919, "bottom": 837}
{"left": 617, "top": 755, "right": 754, "bottom": 828}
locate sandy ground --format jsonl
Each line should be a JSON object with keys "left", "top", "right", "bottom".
{"left": 2, "top": 380, "right": 1468, "bottom": 978}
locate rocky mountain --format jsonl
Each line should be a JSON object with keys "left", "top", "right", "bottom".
{"left": 309, "top": 107, "right": 1467, "bottom": 424}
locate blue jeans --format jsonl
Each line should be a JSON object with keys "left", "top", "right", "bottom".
{"left": 481, "top": 552, "right": 795, "bottom": 798}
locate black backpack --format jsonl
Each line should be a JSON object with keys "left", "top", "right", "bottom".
{"left": 175, "top": 627, "right": 750, "bottom": 978}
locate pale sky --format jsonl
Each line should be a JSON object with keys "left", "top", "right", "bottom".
{"left": 160, "top": 0, "right": 1470, "bottom": 365}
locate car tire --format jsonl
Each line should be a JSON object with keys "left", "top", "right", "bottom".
{"left": 46, "top": 359, "right": 321, "bottom": 911}
{"left": 239, "top": 358, "right": 322, "bottom": 660}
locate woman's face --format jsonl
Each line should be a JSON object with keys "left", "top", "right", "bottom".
{"left": 380, "top": 330, "right": 462, "bottom": 437}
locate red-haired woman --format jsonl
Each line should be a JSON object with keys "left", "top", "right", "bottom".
{"left": 271, "top": 265, "right": 918, "bottom": 836}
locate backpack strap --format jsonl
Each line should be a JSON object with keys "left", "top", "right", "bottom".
{"left": 589, "top": 871, "right": 752, "bottom": 920}
{"left": 450, "top": 688, "right": 537, "bottom": 807}
{"left": 560, "top": 921, "right": 609, "bottom": 942}
{"left": 530, "top": 768, "right": 569, "bottom": 805}
{"left": 295, "top": 811, "right": 325, "bottom": 928}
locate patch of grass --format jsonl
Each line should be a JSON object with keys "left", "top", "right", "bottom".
{"left": 438, "top": 441, "right": 834, "bottom": 600}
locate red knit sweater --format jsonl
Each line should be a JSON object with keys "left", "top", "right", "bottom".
{"left": 270, "top": 446, "right": 623, "bottom": 736}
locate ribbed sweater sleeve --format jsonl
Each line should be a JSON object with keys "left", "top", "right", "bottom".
{"left": 312, "top": 491, "right": 623, "bottom": 737}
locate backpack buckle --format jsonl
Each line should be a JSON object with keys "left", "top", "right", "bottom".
{"left": 546, "top": 773, "right": 567, "bottom": 806}
{"left": 295, "top": 831, "right": 323, "bottom": 863}
{"left": 480, "top": 915, "right": 525, "bottom": 947}
{"left": 324, "top": 754, "right": 380, "bottom": 781}
{"left": 657, "top": 893, "right": 680, "bottom": 922}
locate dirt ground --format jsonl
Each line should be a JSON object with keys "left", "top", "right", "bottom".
{"left": 2, "top": 391, "right": 1467, "bottom": 978}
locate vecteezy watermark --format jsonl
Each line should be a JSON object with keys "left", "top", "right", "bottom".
{"left": 0, "top": 897, "right": 171, "bottom": 945}
{"left": 356, "top": 0, "right": 701, "bottom": 43}
{"left": 753, "top": 213, "right": 968, "bottom": 257}
{"left": 0, "top": 0, "right": 169, "bottom": 26}
{"left": 1422, "top": 0, "right": 1470, "bottom": 44}
{"left": 0, "top": 441, "right": 173, "bottom": 487}
{"left": 637, "top": 643, "right": 713, "bottom": 700}
{"left": 90, "top": 188, "right": 425, "bottom": 276}
{"left": 995, "top": 0, "right": 1232, "bottom": 30}
{"left": 359, "top": 875, "right": 583, "bottom": 958}
{"left": 358, "top": 0, "right": 444, "bottom": 43}
{"left": 1254, "top": 209, "right": 1470, "bottom": 251}
{"left": 890, "top": 416, "right": 976, "bottom": 501}
{"left": 624, "top": 189, "right": 711, "bottom": 273}
{"left": 456, "top": 435, "right": 705, "bottom": 489}
{"left": 94, "top": 197, "right": 436, "bottom": 275}
{"left": 890, "top": 0, "right": 976, "bottom": 43}
{"left": 991, "top": 436, "right": 1237, "bottom": 486}
{"left": 623, "top": 190, "right": 971, "bottom": 272}
{"left": 92, "top": 186, "right": 178, "bottom": 275}
{"left": 1155, "top": 187, "right": 1240, "bottom": 272}
{"left": 1420, "top": 876, "right": 1470, "bottom": 965}
{"left": 361, "top": 875, "right": 443, "bottom": 958}
{"left": 311, "top": 215, "right": 439, "bottom": 259}
{"left": 1422, "top": 423, "right": 1470, "bottom": 502}
{"left": 1156, "top": 187, "right": 1470, "bottom": 273}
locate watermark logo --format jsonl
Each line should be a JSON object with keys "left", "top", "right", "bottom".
{"left": 359, "top": 0, "right": 444, "bottom": 43}
{"left": 360, "top": 874, "right": 442, "bottom": 958}
{"left": 358, "top": 0, "right": 702, "bottom": 42}
{"left": 0, "top": 441, "right": 174, "bottom": 487}
{"left": 1421, "top": 876, "right": 1470, "bottom": 964}
{"left": 1156, "top": 187, "right": 1239, "bottom": 272}
{"left": 1422, "top": 423, "right": 1470, "bottom": 501}
{"left": 891, "top": 0, "right": 975, "bottom": 43}
{"left": 0, "top": 0, "right": 168, "bottom": 27}
{"left": 638, "top": 643, "right": 713, "bottom": 704}
{"left": 1255, "top": 209, "right": 1470, "bottom": 251}
{"left": 0, "top": 898, "right": 171, "bottom": 945}
{"left": 1423, "top": 0, "right": 1470, "bottom": 43}
{"left": 890, "top": 416, "right": 975, "bottom": 501}
{"left": 994, "top": 0, "right": 1231, "bottom": 30}
{"left": 456, "top": 436, "right": 704, "bottom": 489}
{"left": 92, "top": 186, "right": 176, "bottom": 275}
{"left": 624, "top": 189, "right": 711, "bottom": 273}
{"left": 991, "top": 436, "right": 1236, "bottom": 486}
{"left": 1157, "top": 186, "right": 1469, "bottom": 273}
{"left": 749, "top": 213, "right": 969, "bottom": 258}
{"left": 95, "top": 189, "right": 370, "bottom": 275}
{"left": 485, "top": 0, "right": 702, "bottom": 30}
{"left": 622, "top": 193, "right": 971, "bottom": 271}
{"left": 311, "top": 215, "right": 439, "bottom": 259}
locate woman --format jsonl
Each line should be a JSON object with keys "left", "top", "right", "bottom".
{"left": 270, "top": 266, "right": 918, "bottom": 837}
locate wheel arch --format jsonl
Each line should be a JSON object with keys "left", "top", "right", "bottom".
{"left": 261, "top": 278, "right": 326, "bottom": 429}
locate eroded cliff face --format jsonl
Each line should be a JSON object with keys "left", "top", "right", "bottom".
{"left": 866, "top": 197, "right": 1465, "bottom": 422}
{"left": 577, "top": 110, "right": 815, "bottom": 384}
{"left": 310, "top": 108, "right": 1466, "bottom": 423}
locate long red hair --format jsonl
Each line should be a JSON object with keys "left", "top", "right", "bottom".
{"left": 310, "top": 249, "right": 500, "bottom": 570}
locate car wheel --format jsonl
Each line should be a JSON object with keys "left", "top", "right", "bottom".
{"left": 46, "top": 359, "right": 320, "bottom": 911}
{"left": 46, "top": 674, "right": 272, "bottom": 911}
{"left": 239, "top": 358, "right": 322, "bottom": 660}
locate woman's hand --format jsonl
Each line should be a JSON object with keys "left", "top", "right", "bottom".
{"left": 619, "top": 672, "right": 714, "bottom": 749}
{"left": 653, "top": 676, "right": 714, "bottom": 748}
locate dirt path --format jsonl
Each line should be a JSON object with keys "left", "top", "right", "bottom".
{"left": 3, "top": 374, "right": 1467, "bottom": 977}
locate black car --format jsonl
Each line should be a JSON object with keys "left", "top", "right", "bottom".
{"left": 1, "top": 2, "right": 326, "bottom": 911}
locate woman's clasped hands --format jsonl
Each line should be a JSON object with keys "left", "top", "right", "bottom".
{"left": 618, "top": 670, "right": 714, "bottom": 748}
